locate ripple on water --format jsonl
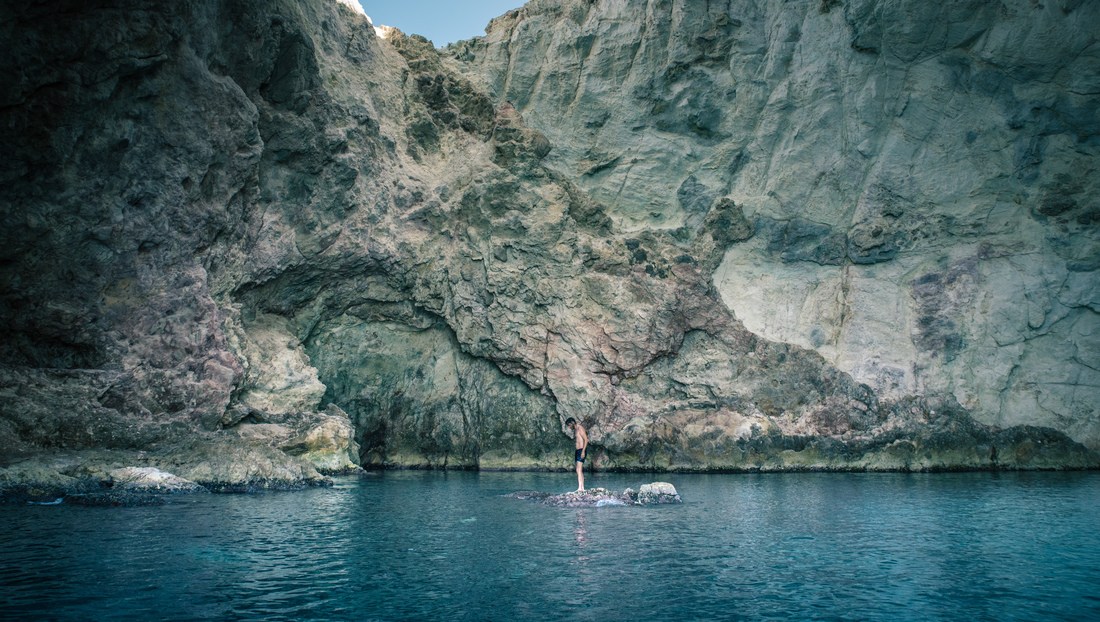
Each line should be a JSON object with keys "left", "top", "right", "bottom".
{"left": 0, "top": 471, "right": 1098, "bottom": 620}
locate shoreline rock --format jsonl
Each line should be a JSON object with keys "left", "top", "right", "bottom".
{"left": 0, "top": 445, "right": 348, "bottom": 506}
{"left": 508, "top": 482, "right": 683, "bottom": 508}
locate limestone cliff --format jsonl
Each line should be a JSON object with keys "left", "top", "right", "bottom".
{"left": 0, "top": 0, "right": 1096, "bottom": 495}
{"left": 450, "top": 0, "right": 1100, "bottom": 449}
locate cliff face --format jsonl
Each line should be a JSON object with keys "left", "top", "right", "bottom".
{"left": 450, "top": 0, "right": 1100, "bottom": 447}
{"left": 0, "top": 0, "right": 1096, "bottom": 493}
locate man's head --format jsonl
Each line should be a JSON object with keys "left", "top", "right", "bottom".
{"left": 565, "top": 417, "right": 576, "bottom": 429}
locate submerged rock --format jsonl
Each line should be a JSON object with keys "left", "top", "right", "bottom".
{"left": 66, "top": 492, "right": 170, "bottom": 507}
{"left": 509, "top": 482, "right": 682, "bottom": 508}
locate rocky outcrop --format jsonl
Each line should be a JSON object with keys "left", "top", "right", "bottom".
{"left": 0, "top": 0, "right": 1096, "bottom": 496}
{"left": 508, "top": 481, "right": 683, "bottom": 507}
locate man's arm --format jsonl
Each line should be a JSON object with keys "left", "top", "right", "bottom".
{"left": 579, "top": 426, "right": 588, "bottom": 456}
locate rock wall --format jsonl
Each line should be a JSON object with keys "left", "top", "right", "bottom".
{"left": 0, "top": 0, "right": 1096, "bottom": 494}
{"left": 450, "top": 0, "right": 1100, "bottom": 449}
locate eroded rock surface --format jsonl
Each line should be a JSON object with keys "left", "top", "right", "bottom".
{"left": 450, "top": 0, "right": 1100, "bottom": 450}
{"left": 508, "top": 482, "right": 682, "bottom": 507}
{"left": 0, "top": 0, "right": 1096, "bottom": 495}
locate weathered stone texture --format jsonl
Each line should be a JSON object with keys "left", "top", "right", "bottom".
{"left": 451, "top": 0, "right": 1100, "bottom": 450}
{"left": 0, "top": 0, "right": 1096, "bottom": 494}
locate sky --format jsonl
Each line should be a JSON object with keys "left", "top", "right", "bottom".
{"left": 352, "top": 1, "right": 528, "bottom": 47}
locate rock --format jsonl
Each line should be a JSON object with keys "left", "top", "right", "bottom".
{"left": 0, "top": 456, "right": 86, "bottom": 503}
{"left": 638, "top": 482, "right": 677, "bottom": 496}
{"left": 0, "top": 0, "right": 1097, "bottom": 492}
{"left": 156, "top": 438, "right": 333, "bottom": 492}
{"left": 228, "top": 314, "right": 328, "bottom": 423}
{"left": 66, "top": 492, "right": 169, "bottom": 507}
{"left": 454, "top": 0, "right": 1100, "bottom": 451}
{"left": 278, "top": 406, "right": 362, "bottom": 474}
{"left": 108, "top": 467, "right": 204, "bottom": 493}
{"left": 0, "top": 451, "right": 206, "bottom": 504}
{"left": 508, "top": 483, "right": 682, "bottom": 507}
{"left": 625, "top": 483, "right": 682, "bottom": 505}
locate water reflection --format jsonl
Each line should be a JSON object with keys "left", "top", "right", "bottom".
{"left": 573, "top": 510, "right": 589, "bottom": 551}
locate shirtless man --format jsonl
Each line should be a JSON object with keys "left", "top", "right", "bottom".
{"left": 565, "top": 417, "right": 588, "bottom": 492}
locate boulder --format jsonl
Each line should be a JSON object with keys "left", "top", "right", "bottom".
{"left": 108, "top": 467, "right": 204, "bottom": 493}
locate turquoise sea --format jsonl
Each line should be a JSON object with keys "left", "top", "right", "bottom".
{"left": 2, "top": 471, "right": 1098, "bottom": 621}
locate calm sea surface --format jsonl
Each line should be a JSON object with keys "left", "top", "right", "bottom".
{"left": 1, "top": 471, "right": 1098, "bottom": 621}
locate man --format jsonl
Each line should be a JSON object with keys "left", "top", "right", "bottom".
{"left": 565, "top": 417, "right": 588, "bottom": 492}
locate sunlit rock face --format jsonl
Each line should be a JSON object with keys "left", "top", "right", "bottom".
{"left": 450, "top": 0, "right": 1100, "bottom": 449}
{"left": 0, "top": 0, "right": 1096, "bottom": 493}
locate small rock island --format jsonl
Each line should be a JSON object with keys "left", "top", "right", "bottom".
{"left": 509, "top": 483, "right": 683, "bottom": 508}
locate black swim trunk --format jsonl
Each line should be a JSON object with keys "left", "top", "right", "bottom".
{"left": 575, "top": 449, "right": 585, "bottom": 463}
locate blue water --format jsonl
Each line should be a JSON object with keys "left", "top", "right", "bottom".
{"left": 1, "top": 471, "right": 1098, "bottom": 621}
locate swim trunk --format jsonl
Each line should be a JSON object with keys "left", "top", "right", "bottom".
{"left": 575, "top": 449, "right": 585, "bottom": 463}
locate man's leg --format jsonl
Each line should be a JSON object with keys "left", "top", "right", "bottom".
{"left": 575, "top": 460, "right": 585, "bottom": 491}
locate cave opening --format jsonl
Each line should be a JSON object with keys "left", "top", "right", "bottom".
{"left": 302, "top": 310, "right": 568, "bottom": 470}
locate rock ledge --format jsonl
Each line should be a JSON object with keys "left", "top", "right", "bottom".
{"left": 508, "top": 482, "right": 682, "bottom": 507}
